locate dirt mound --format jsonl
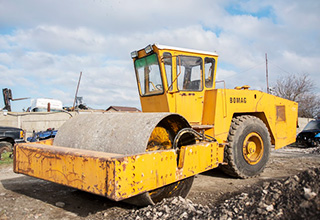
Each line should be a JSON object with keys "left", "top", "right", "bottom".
{"left": 120, "top": 168, "right": 320, "bottom": 220}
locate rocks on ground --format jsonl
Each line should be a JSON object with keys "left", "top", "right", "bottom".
{"left": 310, "top": 147, "right": 320, "bottom": 155}
{"left": 120, "top": 167, "right": 320, "bottom": 220}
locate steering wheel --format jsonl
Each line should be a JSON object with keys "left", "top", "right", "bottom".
{"left": 155, "top": 84, "right": 163, "bottom": 90}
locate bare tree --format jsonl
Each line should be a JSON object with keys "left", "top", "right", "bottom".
{"left": 274, "top": 73, "right": 320, "bottom": 118}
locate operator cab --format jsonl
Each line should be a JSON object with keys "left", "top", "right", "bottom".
{"left": 131, "top": 44, "right": 218, "bottom": 124}
{"left": 132, "top": 44, "right": 217, "bottom": 95}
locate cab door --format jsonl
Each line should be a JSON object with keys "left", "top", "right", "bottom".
{"left": 174, "top": 55, "right": 205, "bottom": 124}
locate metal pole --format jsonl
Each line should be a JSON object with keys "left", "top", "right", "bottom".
{"left": 265, "top": 53, "right": 269, "bottom": 94}
{"left": 72, "top": 72, "right": 82, "bottom": 111}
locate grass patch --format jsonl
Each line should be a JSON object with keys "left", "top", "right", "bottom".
{"left": 0, "top": 152, "right": 13, "bottom": 165}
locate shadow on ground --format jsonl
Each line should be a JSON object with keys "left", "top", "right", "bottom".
{"left": 1, "top": 175, "right": 134, "bottom": 217}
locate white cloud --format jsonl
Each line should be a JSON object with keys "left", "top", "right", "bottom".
{"left": 0, "top": 0, "right": 319, "bottom": 111}
{"left": 2, "top": 26, "right": 107, "bottom": 55}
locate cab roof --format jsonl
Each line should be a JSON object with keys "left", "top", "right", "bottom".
{"left": 154, "top": 43, "right": 218, "bottom": 56}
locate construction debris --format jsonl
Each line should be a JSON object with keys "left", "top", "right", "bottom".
{"left": 120, "top": 167, "right": 320, "bottom": 220}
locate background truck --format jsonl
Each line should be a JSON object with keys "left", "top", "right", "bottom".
{"left": 0, "top": 126, "right": 25, "bottom": 160}
{"left": 28, "top": 98, "right": 63, "bottom": 112}
{"left": 14, "top": 44, "right": 298, "bottom": 206}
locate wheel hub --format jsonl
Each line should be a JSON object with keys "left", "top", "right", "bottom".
{"left": 247, "top": 141, "right": 256, "bottom": 154}
{"left": 243, "top": 132, "right": 264, "bottom": 165}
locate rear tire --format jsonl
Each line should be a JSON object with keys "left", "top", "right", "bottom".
{"left": 221, "top": 115, "right": 271, "bottom": 178}
{"left": 0, "top": 141, "right": 13, "bottom": 160}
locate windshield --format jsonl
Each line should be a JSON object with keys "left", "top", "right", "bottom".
{"left": 303, "top": 120, "right": 320, "bottom": 131}
{"left": 134, "top": 53, "right": 163, "bottom": 96}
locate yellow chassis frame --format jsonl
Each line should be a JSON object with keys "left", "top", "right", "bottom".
{"left": 14, "top": 139, "right": 225, "bottom": 201}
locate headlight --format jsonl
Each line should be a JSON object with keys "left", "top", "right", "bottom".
{"left": 144, "top": 44, "right": 153, "bottom": 54}
{"left": 131, "top": 51, "right": 138, "bottom": 59}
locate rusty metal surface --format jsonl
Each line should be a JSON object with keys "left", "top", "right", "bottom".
{"left": 16, "top": 113, "right": 224, "bottom": 206}
{"left": 54, "top": 113, "right": 189, "bottom": 155}
{"left": 14, "top": 143, "right": 122, "bottom": 196}
{"left": 52, "top": 112, "right": 193, "bottom": 206}
{"left": 14, "top": 141, "right": 225, "bottom": 203}
{"left": 34, "top": 138, "right": 54, "bottom": 145}
{"left": 106, "top": 142, "right": 224, "bottom": 201}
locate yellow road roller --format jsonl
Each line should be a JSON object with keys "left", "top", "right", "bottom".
{"left": 14, "top": 44, "right": 298, "bottom": 206}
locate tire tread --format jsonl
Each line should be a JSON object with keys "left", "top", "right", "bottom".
{"left": 221, "top": 115, "right": 271, "bottom": 178}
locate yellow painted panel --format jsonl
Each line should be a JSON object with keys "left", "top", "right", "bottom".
{"left": 210, "top": 89, "right": 298, "bottom": 149}
{"left": 35, "top": 138, "right": 54, "bottom": 145}
{"left": 14, "top": 143, "right": 121, "bottom": 196}
{"left": 179, "top": 142, "right": 225, "bottom": 178}
{"left": 110, "top": 150, "right": 178, "bottom": 200}
{"left": 14, "top": 141, "right": 225, "bottom": 201}
{"left": 140, "top": 94, "right": 170, "bottom": 112}
{"left": 175, "top": 92, "right": 205, "bottom": 123}
{"left": 109, "top": 142, "right": 225, "bottom": 201}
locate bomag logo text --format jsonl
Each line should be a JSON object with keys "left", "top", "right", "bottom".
{"left": 230, "top": 97, "right": 247, "bottom": 104}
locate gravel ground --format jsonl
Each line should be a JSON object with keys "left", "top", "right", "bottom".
{"left": 310, "top": 147, "right": 320, "bottom": 154}
{"left": 0, "top": 145, "right": 319, "bottom": 219}
{"left": 121, "top": 167, "right": 320, "bottom": 220}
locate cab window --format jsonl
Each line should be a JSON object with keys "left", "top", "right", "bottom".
{"left": 163, "top": 52, "right": 172, "bottom": 91}
{"left": 205, "top": 57, "right": 215, "bottom": 88}
{"left": 176, "top": 56, "right": 202, "bottom": 91}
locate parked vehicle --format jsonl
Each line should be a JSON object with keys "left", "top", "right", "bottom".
{"left": 0, "top": 126, "right": 25, "bottom": 160}
{"left": 28, "top": 98, "right": 63, "bottom": 112}
{"left": 27, "top": 128, "right": 57, "bottom": 142}
{"left": 14, "top": 44, "right": 298, "bottom": 206}
{"left": 296, "top": 119, "right": 320, "bottom": 147}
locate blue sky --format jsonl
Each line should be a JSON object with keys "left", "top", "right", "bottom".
{"left": 0, "top": 0, "right": 319, "bottom": 111}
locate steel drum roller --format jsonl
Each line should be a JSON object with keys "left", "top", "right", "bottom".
{"left": 54, "top": 112, "right": 195, "bottom": 206}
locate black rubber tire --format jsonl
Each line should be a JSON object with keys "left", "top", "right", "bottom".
{"left": 221, "top": 115, "right": 271, "bottom": 178}
{"left": 149, "top": 177, "right": 194, "bottom": 203}
{"left": 125, "top": 125, "right": 195, "bottom": 206}
{"left": 148, "top": 125, "right": 195, "bottom": 204}
{"left": 0, "top": 141, "right": 13, "bottom": 160}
